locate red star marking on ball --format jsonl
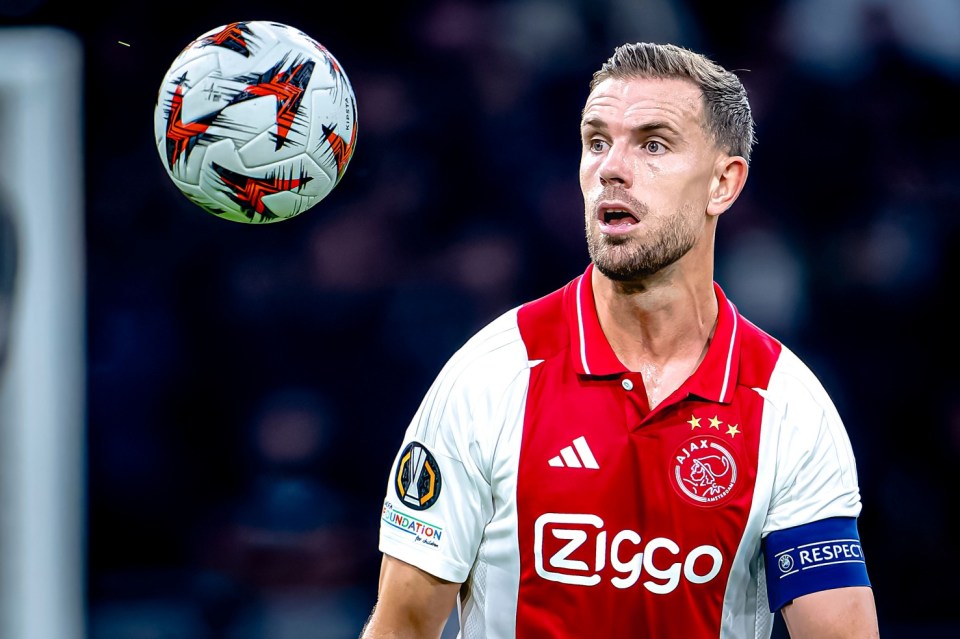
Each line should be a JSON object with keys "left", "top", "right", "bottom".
{"left": 199, "top": 22, "right": 255, "bottom": 57}
{"left": 231, "top": 56, "right": 314, "bottom": 150}
{"left": 163, "top": 79, "right": 222, "bottom": 169}
{"left": 321, "top": 122, "right": 357, "bottom": 182}
{"left": 212, "top": 163, "right": 313, "bottom": 221}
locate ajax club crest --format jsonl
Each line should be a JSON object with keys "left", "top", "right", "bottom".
{"left": 672, "top": 436, "right": 738, "bottom": 506}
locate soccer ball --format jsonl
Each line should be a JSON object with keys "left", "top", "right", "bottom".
{"left": 153, "top": 21, "right": 357, "bottom": 224}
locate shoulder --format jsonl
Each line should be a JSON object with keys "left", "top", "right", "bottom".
{"left": 417, "top": 306, "right": 531, "bottom": 426}
{"left": 765, "top": 344, "right": 840, "bottom": 419}
{"left": 516, "top": 275, "right": 575, "bottom": 363}
{"left": 734, "top": 314, "right": 851, "bottom": 462}
{"left": 735, "top": 314, "right": 833, "bottom": 414}
{"left": 441, "top": 306, "right": 529, "bottom": 386}
{"left": 405, "top": 305, "right": 533, "bottom": 467}
{"left": 438, "top": 274, "right": 576, "bottom": 393}
{"left": 758, "top": 341, "right": 859, "bottom": 495}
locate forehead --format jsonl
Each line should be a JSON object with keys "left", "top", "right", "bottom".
{"left": 581, "top": 76, "right": 705, "bottom": 129}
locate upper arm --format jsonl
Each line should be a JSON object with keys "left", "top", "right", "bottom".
{"left": 781, "top": 586, "right": 879, "bottom": 638}
{"left": 360, "top": 554, "right": 461, "bottom": 639}
{"left": 761, "top": 353, "right": 875, "bottom": 616}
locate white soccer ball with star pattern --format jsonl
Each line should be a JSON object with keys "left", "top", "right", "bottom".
{"left": 154, "top": 20, "right": 357, "bottom": 223}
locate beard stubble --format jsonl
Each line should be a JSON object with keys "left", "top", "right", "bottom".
{"left": 585, "top": 188, "right": 699, "bottom": 282}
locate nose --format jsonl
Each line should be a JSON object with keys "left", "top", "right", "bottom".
{"left": 598, "top": 143, "right": 631, "bottom": 188}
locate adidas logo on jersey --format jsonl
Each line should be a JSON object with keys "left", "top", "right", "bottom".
{"left": 548, "top": 436, "right": 599, "bottom": 469}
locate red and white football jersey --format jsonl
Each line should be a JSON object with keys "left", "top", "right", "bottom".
{"left": 379, "top": 264, "right": 866, "bottom": 638}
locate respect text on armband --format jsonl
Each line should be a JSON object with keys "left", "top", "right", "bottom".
{"left": 382, "top": 500, "right": 444, "bottom": 550}
{"left": 774, "top": 538, "right": 865, "bottom": 578}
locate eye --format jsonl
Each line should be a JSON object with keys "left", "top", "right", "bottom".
{"left": 588, "top": 139, "right": 609, "bottom": 153}
{"left": 644, "top": 140, "right": 666, "bottom": 155}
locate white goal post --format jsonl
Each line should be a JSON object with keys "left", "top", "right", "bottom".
{"left": 0, "top": 27, "right": 85, "bottom": 639}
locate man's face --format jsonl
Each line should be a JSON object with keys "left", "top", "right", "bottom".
{"left": 579, "top": 76, "right": 721, "bottom": 281}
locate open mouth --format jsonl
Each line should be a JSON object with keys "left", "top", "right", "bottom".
{"left": 601, "top": 208, "right": 639, "bottom": 225}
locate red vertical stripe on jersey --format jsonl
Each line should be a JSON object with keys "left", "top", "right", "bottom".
{"left": 514, "top": 267, "right": 781, "bottom": 637}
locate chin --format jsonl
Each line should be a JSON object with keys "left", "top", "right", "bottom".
{"left": 594, "top": 261, "right": 653, "bottom": 282}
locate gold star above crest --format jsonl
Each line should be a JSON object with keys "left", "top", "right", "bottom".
{"left": 688, "top": 416, "right": 702, "bottom": 430}
{"left": 709, "top": 416, "right": 722, "bottom": 430}
{"left": 726, "top": 424, "right": 741, "bottom": 438}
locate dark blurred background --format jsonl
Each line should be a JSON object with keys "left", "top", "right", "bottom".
{"left": 2, "top": 0, "right": 959, "bottom": 637}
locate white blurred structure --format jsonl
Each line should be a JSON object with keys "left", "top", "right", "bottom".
{"left": 0, "top": 27, "right": 85, "bottom": 639}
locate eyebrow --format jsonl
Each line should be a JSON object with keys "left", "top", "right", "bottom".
{"left": 580, "top": 117, "right": 681, "bottom": 139}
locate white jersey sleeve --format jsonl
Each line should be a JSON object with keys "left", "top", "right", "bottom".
{"left": 762, "top": 346, "right": 862, "bottom": 534}
{"left": 378, "top": 307, "right": 530, "bottom": 583}
{"left": 755, "top": 347, "right": 872, "bottom": 609}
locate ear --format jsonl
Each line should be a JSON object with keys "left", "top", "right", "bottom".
{"left": 706, "top": 155, "right": 748, "bottom": 217}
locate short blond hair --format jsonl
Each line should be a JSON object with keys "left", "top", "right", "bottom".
{"left": 590, "top": 42, "right": 755, "bottom": 163}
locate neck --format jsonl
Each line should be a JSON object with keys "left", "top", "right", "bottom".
{"left": 591, "top": 266, "right": 718, "bottom": 373}
{"left": 592, "top": 266, "right": 717, "bottom": 410}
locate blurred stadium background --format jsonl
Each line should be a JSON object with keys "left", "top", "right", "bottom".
{"left": 2, "top": 0, "right": 959, "bottom": 637}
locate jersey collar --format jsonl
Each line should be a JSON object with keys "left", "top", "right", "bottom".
{"left": 565, "top": 263, "right": 741, "bottom": 404}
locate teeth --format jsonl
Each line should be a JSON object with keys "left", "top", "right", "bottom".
{"left": 601, "top": 208, "right": 636, "bottom": 225}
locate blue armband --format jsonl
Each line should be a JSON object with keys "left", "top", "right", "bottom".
{"left": 763, "top": 516, "right": 871, "bottom": 611}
